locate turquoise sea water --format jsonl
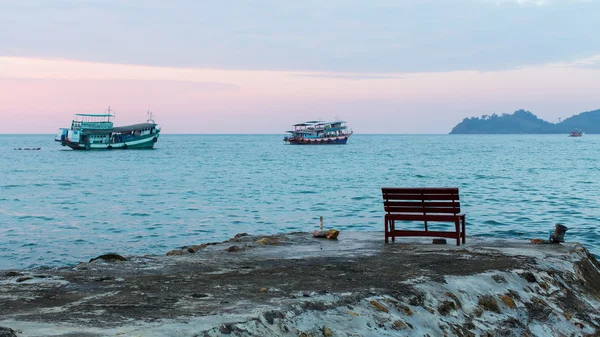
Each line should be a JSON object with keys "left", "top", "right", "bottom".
{"left": 1, "top": 134, "right": 598, "bottom": 269}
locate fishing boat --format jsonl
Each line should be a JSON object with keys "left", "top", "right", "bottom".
{"left": 569, "top": 129, "right": 583, "bottom": 137}
{"left": 284, "top": 120, "right": 353, "bottom": 145}
{"left": 55, "top": 107, "right": 161, "bottom": 150}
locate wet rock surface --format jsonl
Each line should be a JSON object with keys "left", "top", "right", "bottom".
{"left": 0, "top": 327, "right": 18, "bottom": 337}
{"left": 0, "top": 232, "right": 599, "bottom": 336}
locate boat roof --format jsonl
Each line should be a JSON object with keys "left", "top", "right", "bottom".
{"left": 83, "top": 123, "right": 156, "bottom": 134}
{"left": 316, "top": 121, "right": 346, "bottom": 125}
{"left": 294, "top": 120, "right": 324, "bottom": 126}
{"left": 112, "top": 123, "right": 156, "bottom": 132}
{"left": 293, "top": 120, "right": 346, "bottom": 127}
{"left": 76, "top": 114, "right": 114, "bottom": 117}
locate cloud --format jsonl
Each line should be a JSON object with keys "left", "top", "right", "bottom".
{"left": 294, "top": 72, "right": 406, "bottom": 80}
{"left": 544, "top": 54, "right": 600, "bottom": 69}
{"left": 1, "top": 0, "right": 599, "bottom": 73}
{"left": 493, "top": 0, "right": 548, "bottom": 5}
{"left": 570, "top": 54, "right": 600, "bottom": 69}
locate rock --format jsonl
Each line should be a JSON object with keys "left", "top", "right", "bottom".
{"left": 219, "top": 323, "right": 234, "bottom": 334}
{"left": 437, "top": 301, "right": 456, "bottom": 315}
{"left": 227, "top": 245, "right": 241, "bottom": 252}
{"left": 0, "top": 327, "right": 18, "bottom": 337}
{"left": 499, "top": 294, "right": 516, "bottom": 309}
{"left": 391, "top": 302, "right": 413, "bottom": 316}
{"left": 525, "top": 297, "right": 552, "bottom": 321}
{"left": 393, "top": 320, "right": 407, "bottom": 330}
{"left": 325, "top": 230, "right": 339, "bottom": 240}
{"left": 507, "top": 290, "right": 521, "bottom": 301}
{"left": 312, "top": 229, "right": 340, "bottom": 240}
{"left": 190, "top": 245, "right": 204, "bottom": 252}
{"left": 16, "top": 276, "right": 33, "bottom": 283}
{"left": 259, "top": 288, "right": 267, "bottom": 292}
{"left": 432, "top": 239, "right": 447, "bottom": 244}
{"left": 520, "top": 271, "right": 537, "bottom": 283}
{"left": 89, "top": 253, "right": 127, "bottom": 263}
{"left": 4, "top": 271, "right": 23, "bottom": 277}
{"left": 445, "top": 291, "right": 462, "bottom": 309}
{"left": 478, "top": 295, "right": 501, "bottom": 314}
{"left": 323, "top": 325, "right": 333, "bottom": 337}
{"left": 348, "top": 311, "right": 359, "bottom": 317}
{"left": 491, "top": 274, "right": 507, "bottom": 283}
{"left": 256, "top": 238, "right": 278, "bottom": 245}
{"left": 369, "top": 300, "right": 389, "bottom": 312}
{"left": 191, "top": 293, "right": 209, "bottom": 298}
{"left": 234, "top": 233, "right": 249, "bottom": 239}
{"left": 408, "top": 293, "right": 425, "bottom": 306}
{"left": 166, "top": 250, "right": 183, "bottom": 256}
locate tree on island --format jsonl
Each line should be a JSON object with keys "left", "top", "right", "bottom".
{"left": 450, "top": 109, "right": 600, "bottom": 134}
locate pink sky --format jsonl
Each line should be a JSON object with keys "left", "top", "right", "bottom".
{"left": 1, "top": 56, "right": 600, "bottom": 134}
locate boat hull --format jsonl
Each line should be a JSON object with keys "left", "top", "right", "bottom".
{"left": 60, "top": 134, "right": 159, "bottom": 150}
{"left": 286, "top": 136, "right": 350, "bottom": 145}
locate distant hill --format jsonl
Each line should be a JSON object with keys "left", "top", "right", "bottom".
{"left": 450, "top": 109, "right": 600, "bottom": 134}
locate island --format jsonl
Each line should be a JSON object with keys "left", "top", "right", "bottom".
{"left": 450, "top": 109, "right": 600, "bottom": 134}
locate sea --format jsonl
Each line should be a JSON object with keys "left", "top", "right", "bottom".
{"left": 1, "top": 134, "right": 598, "bottom": 270}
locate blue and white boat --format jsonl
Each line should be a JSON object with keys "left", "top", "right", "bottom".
{"left": 55, "top": 107, "right": 161, "bottom": 150}
{"left": 284, "top": 121, "right": 353, "bottom": 145}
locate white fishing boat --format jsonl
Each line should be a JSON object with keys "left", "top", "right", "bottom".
{"left": 55, "top": 107, "right": 161, "bottom": 150}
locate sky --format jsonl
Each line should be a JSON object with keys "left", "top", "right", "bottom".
{"left": 1, "top": 0, "right": 599, "bottom": 134}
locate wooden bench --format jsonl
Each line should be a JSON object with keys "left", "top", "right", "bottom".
{"left": 381, "top": 187, "right": 466, "bottom": 246}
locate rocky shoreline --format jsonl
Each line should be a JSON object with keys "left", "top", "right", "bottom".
{"left": 1, "top": 231, "right": 599, "bottom": 336}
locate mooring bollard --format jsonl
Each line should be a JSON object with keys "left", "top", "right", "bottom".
{"left": 550, "top": 224, "right": 568, "bottom": 243}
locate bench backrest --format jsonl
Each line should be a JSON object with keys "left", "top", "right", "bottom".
{"left": 381, "top": 187, "right": 460, "bottom": 215}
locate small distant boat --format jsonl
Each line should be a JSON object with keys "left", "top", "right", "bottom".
{"left": 569, "top": 129, "right": 583, "bottom": 137}
{"left": 55, "top": 107, "right": 161, "bottom": 150}
{"left": 284, "top": 121, "right": 353, "bottom": 145}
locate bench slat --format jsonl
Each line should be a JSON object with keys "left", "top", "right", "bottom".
{"left": 381, "top": 187, "right": 458, "bottom": 194}
{"left": 384, "top": 206, "right": 460, "bottom": 214}
{"left": 385, "top": 213, "right": 465, "bottom": 222}
{"left": 382, "top": 194, "right": 460, "bottom": 201}
{"left": 384, "top": 201, "right": 460, "bottom": 207}
{"left": 389, "top": 230, "right": 460, "bottom": 239}
{"left": 381, "top": 187, "right": 458, "bottom": 193}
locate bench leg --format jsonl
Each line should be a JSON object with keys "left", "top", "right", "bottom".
{"left": 384, "top": 218, "right": 389, "bottom": 243}
{"left": 455, "top": 220, "right": 460, "bottom": 246}
{"left": 461, "top": 217, "right": 466, "bottom": 244}
{"left": 391, "top": 220, "right": 395, "bottom": 242}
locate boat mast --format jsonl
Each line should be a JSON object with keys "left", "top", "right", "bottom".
{"left": 147, "top": 110, "right": 155, "bottom": 124}
{"left": 107, "top": 106, "right": 114, "bottom": 122}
